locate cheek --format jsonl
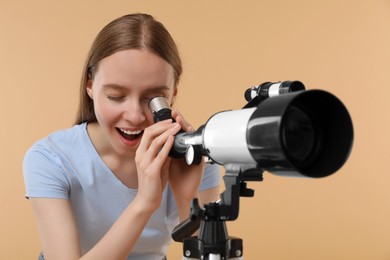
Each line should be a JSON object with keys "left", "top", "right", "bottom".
{"left": 146, "top": 111, "right": 155, "bottom": 124}
{"left": 93, "top": 98, "right": 119, "bottom": 125}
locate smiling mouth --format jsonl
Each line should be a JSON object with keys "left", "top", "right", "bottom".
{"left": 116, "top": 128, "right": 144, "bottom": 141}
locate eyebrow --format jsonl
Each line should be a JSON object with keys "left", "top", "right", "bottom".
{"left": 102, "top": 84, "right": 128, "bottom": 90}
{"left": 102, "top": 84, "right": 171, "bottom": 92}
{"left": 145, "top": 85, "right": 171, "bottom": 93}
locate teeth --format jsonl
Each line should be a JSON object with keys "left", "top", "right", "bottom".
{"left": 119, "top": 129, "right": 142, "bottom": 135}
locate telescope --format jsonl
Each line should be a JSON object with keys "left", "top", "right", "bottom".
{"left": 149, "top": 80, "right": 353, "bottom": 178}
{"left": 149, "top": 81, "right": 354, "bottom": 259}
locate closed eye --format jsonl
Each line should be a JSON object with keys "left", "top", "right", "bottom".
{"left": 107, "top": 95, "right": 125, "bottom": 101}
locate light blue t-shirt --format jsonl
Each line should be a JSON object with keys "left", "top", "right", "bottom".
{"left": 23, "top": 123, "right": 221, "bottom": 259}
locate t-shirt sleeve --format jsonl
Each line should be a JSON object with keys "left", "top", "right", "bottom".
{"left": 23, "top": 144, "right": 70, "bottom": 200}
{"left": 199, "top": 163, "right": 221, "bottom": 191}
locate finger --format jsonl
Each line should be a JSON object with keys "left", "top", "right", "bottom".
{"left": 137, "top": 123, "right": 180, "bottom": 165}
{"left": 172, "top": 109, "right": 194, "bottom": 132}
{"left": 137, "top": 119, "right": 174, "bottom": 153}
{"left": 147, "top": 123, "right": 180, "bottom": 158}
{"left": 136, "top": 127, "right": 177, "bottom": 181}
{"left": 160, "top": 140, "right": 172, "bottom": 185}
{"left": 148, "top": 135, "right": 174, "bottom": 179}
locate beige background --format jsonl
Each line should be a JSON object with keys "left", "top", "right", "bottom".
{"left": 1, "top": 0, "right": 389, "bottom": 259}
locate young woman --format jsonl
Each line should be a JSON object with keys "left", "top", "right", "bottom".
{"left": 23, "top": 13, "right": 221, "bottom": 260}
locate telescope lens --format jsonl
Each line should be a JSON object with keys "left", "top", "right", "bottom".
{"left": 247, "top": 89, "right": 352, "bottom": 178}
{"left": 282, "top": 106, "right": 321, "bottom": 168}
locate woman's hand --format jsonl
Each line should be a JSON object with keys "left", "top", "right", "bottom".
{"left": 134, "top": 119, "right": 181, "bottom": 213}
{"left": 168, "top": 109, "right": 205, "bottom": 221}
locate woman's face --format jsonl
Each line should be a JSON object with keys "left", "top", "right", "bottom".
{"left": 87, "top": 49, "right": 177, "bottom": 157}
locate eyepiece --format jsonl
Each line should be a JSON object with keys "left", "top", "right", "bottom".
{"left": 149, "top": 96, "right": 172, "bottom": 122}
{"left": 149, "top": 96, "right": 170, "bottom": 113}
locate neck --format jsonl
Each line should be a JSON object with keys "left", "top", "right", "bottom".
{"left": 86, "top": 122, "right": 139, "bottom": 189}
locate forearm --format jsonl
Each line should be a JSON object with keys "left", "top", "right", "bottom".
{"left": 82, "top": 197, "right": 155, "bottom": 260}
{"left": 173, "top": 192, "right": 195, "bottom": 222}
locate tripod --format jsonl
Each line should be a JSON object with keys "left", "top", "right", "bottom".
{"left": 172, "top": 164, "right": 263, "bottom": 260}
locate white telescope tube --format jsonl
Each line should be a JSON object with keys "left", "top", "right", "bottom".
{"left": 203, "top": 108, "right": 257, "bottom": 164}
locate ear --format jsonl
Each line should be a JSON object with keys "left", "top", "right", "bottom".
{"left": 86, "top": 79, "right": 93, "bottom": 99}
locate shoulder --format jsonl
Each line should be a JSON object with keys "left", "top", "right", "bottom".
{"left": 23, "top": 123, "right": 89, "bottom": 199}
{"left": 46, "top": 123, "right": 87, "bottom": 148}
{"left": 25, "top": 123, "right": 87, "bottom": 160}
{"left": 23, "top": 123, "right": 88, "bottom": 178}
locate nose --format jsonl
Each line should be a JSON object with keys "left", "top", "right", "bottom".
{"left": 123, "top": 99, "right": 146, "bottom": 125}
